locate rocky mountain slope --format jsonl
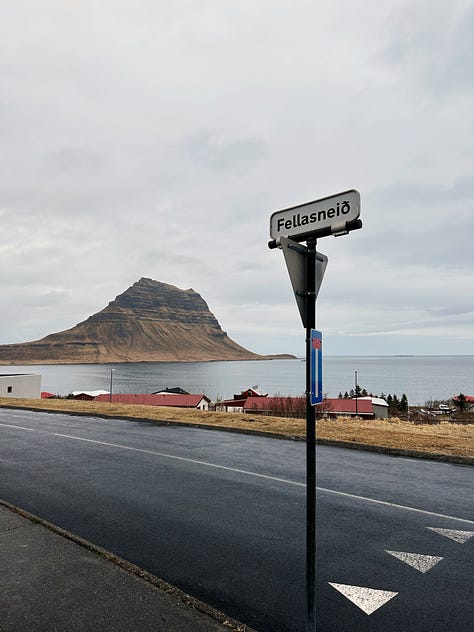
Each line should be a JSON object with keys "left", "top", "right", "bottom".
{"left": 0, "top": 278, "right": 289, "bottom": 364}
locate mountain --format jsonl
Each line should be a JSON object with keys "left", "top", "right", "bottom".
{"left": 0, "top": 278, "right": 292, "bottom": 364}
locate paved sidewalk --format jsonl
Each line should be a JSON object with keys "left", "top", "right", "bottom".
{"left": 0, "top": 504, "right": 248, "bottom": 632}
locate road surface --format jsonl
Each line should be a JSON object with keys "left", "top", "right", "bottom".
{"left": 0, "top": 408, "right": 472, "bottom": 631}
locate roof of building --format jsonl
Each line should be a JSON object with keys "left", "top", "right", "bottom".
{"left": 95, "top": 393, "right": 210, "bottom": 407}
{"left": 0, "top": 373, "right": 37, "bottom": 377}
{"left": 234, "top": 386, "right": 268, "bottom": 398}
{"left": 357, "top": 396, "right": 389, "bottom": 407}
{"left": 218, "top": 398, "right": 248, "bottom": 407}
{"left": 326, "top": 398, "right": 373, "bottom": 414}
{"left": 243, "top": 396, "right": 304, "bottom": 410}
{"left": 241, "top": 396, "right": 373, "bottom": 414}
{"left": 222, "top": 396, "right": 374, "bottom": 416}
{"left": 453, "top": 394, "right": 474, "bottom": 402}
{"left": 71, "top": 390, "right": 110, "bottom": 397}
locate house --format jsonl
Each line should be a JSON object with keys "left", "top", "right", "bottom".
{"left": 243, "top": 396, "right": 305, "bottom": 416}
{"left": 452, "top": 394, "right": 474, "bottom": 412}
{"left": 216, "top": 398, "right": 248, "bottom": 413}
{"left": 233, "top": 386, "right": 268, "bottom": 399}
{"left": 95, "top": 393, "right": 211, "bottom": 410}
{"left": 355, "top": 396, "right": 389, "bottom": 419}
{"left": 218, "top": 392, "right": 375, "bottom": 419}
{"left": 71, "top": 390, "right": 110, "bottom": 400}
{"left": 0, "top": 373, "right": 41, "bottom": 399}
{"left": 321, "top": 398, "right": 374, "bottom": 419}
{"left": 242, "top": 397, "right": 374, "bottom": 419}
{"left": 216, "top": 386, "right": 268, "bottom": 413}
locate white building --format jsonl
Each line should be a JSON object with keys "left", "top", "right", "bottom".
{"left": 0, "top": 373, "right": 42, "bottom": 399}
{"left": 357, "top": 396, "right": 389, "bottom": 419}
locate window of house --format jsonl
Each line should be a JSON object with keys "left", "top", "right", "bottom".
{"left": 7, "top": 386, "right": 13, "bottom": 393}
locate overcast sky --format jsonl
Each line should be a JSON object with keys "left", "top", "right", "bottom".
{"left": 1, "top": 0, "right": 473, "bottom": 357}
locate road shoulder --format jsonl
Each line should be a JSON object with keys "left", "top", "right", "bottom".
{"left": 0, "top": 501, "right": 254, "bottom": 632}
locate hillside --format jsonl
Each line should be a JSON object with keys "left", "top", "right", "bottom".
{"left": 0, "top": 278, "right": 290, "bottom": 364}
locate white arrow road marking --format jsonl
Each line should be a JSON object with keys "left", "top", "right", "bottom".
{"left": 385, "top": 550, "right": 443, "bottom": 573}
{"left": 427, "top": 527, "right": 474, "bottom": 543}
{"left": 328, "top": 583, "right": 398, "bottom": 615}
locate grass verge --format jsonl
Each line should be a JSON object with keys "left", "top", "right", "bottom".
{"left": 0, "top": 397, "right": 472, "bottom": 462}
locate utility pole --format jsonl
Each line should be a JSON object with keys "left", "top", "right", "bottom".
{"left": 109, "top": 368, "right": 114, "bottom": 402}
{"left": 355, "top": 370, "right": 358, "bottom": 416}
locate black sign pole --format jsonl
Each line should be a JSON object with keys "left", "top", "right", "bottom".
{"left": 268, "top": 214, "right": 362, "bottom": 632}
{"left": 305, "top": 237, "right": 317, "bottom": 632}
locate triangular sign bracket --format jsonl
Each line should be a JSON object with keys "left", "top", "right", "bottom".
{"left": 279, "top": 236, "right": 328, "bottom": 327}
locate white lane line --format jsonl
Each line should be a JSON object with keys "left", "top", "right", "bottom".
{"left": 385, "top": 550, "right": 443, "bottom": 573}
{"left": 0, "top": 423, "right": 36, "bottom": 432}
{"left": 316, "top": 486, "right": 474, "bottom": 526}
{"left": 328, "top": 583, "right": 398, "bottom": 615}
{"left": 53, "top": 432, "right": 304, "bottom": 488}
{"left": 2, "top": 422, "right": 473, "bottom": 526}
{"left": 427, "top": 527, "right": 474, "bottom": 543}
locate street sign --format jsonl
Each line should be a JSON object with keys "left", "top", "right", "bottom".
{"left": 279, "top": 236, "right": 327, "bottom": 327}
{"left": 310, "top": 329, "right": 322, "bottom": 405}
{"left": 270, "top": 189, "right": 360, "bottom": 242}
{"left": 268, "top": 189, "right": 361, "bottom": 632}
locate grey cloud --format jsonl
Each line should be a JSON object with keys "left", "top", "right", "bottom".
{"left": 181, "top": 130, "right": 267, "bottom": 171}
{"left": 48, "top": 146, "right": 106, "bottom": 174}
{"left": 333, "top": 177, "right": 474, "bottom": 271}
{"left": 381, "top": 0, "right": 474, "bottom": 96}
{"left": 367, "top": 177, "right": 474, "bottom": 209}
{"left": 426, "top": 306, "right": 474, "bottom": 318}
{"left": 0, "top": 0, "right": 473, "bottom": 355}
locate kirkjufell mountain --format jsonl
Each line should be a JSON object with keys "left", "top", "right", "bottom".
{"left": 0, "top": 278, "right": 292, "bottom": 364}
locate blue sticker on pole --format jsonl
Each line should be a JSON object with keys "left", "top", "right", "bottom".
{"left": 310, "top": 329, "right": 322, "bottom": 405}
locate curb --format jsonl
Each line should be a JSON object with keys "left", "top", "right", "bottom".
{"left": 1, "top": 403, "right": 472, "bottom": 466}
{"left": 0, "top": 499, "right": 256, "bottom": 632}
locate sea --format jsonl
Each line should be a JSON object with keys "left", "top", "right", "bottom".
{"left": 1, "top": 356, "right": 473, "bottom": 406}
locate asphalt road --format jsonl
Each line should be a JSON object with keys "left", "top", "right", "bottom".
{"left": 0, "top": 408, "right": 472, "bottom": 632}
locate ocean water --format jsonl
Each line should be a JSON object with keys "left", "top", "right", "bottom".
{"left": 1, "top": 356, "right": 473, "bottom": 405}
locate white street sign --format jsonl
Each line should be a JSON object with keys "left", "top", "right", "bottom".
{"left": 270, "top": 189, "right": 360, "bottom": 241}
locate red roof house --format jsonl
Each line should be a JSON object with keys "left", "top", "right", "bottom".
{"left": 243, "top": 397, "right": 373, "bottom": 418}
{"left": 219, "top": 395, "right": 374, "bottom": 418}
{"left": 452, "top": 394, "right": 474, "bottom": 411}
{"left": 233, "top": 386, "right": 268, "bottom": 399}
{"left": 95, "top": 393, "right": 210, "bottom": 410}
{"left": 323, "top": 398, "right": 373, "bottom": 418}
{"left": 243, "top": 396, "right": 305, "bottom": 415}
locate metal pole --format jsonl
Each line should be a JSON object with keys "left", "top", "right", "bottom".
{"left": 109, "top": 369, "right": 114, "bottom": 402}
{"left": 355, "top": 370, "right": 358, "bottom": 416}
{"left": 305, "top": 237, "right": 317, "bottom": 632}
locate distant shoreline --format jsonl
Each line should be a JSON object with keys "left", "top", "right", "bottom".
{"left": 0, "top": 354, "right": 296, "bottom": 366}
{"left": 3, "top": 353, "right": 474, "bottom": 367}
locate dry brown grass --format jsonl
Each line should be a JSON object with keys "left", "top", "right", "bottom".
{"left": 1, "top": 397, "right": 473, "bottom": 460}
